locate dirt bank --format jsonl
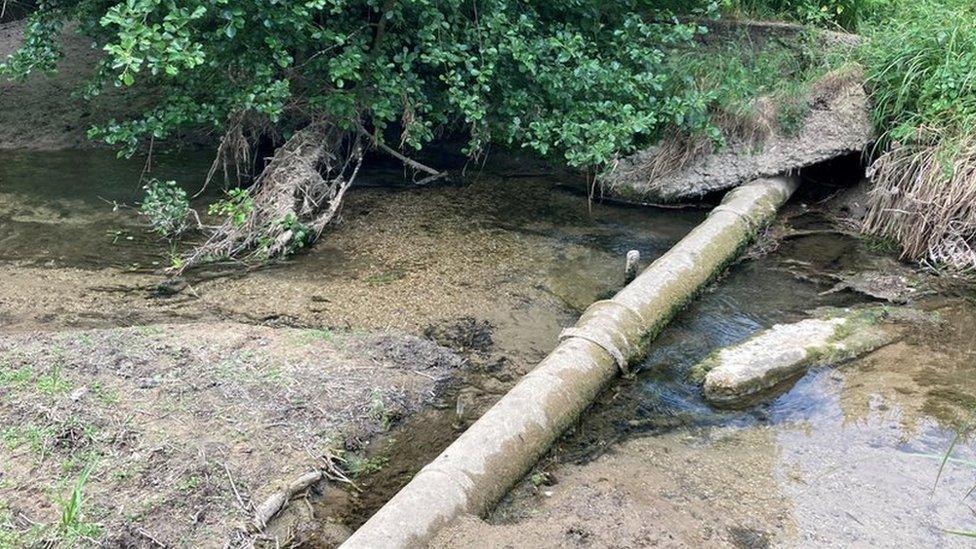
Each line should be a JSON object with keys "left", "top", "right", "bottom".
{"left": 0, "top": 322, "right": 462, "bottom": 547}
{"left": 604, "top": 69, "right": 872, "bottom": 204}
{"left": 1, "top": 151, "right": 704, "bottom": 545}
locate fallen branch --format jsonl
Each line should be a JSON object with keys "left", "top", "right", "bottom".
{"left": 357, "top": 125, "right": 448, "bottom": 183}
{"left": 250, "top": 471, "right": 323, "bottom": 532}
{"left": 245, "top": 451, "right": 355, "bottom": 535}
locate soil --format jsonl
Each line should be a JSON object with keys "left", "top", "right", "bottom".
{"left": 0, "top": 322, "right": 463, "bottom": 547}
{"left": 603, "top": 59, "right": 873, "bottom": 202}
{"left": 0, "top": 148, "right": 701, "bottom": 547}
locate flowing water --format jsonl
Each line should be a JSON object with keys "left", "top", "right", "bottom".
{"left": 3, "top": 149, "right": 976, "bottom": 546}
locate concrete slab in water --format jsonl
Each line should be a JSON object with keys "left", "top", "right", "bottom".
{"left": 697, "top": 307, "right": 922, "bottom": 407}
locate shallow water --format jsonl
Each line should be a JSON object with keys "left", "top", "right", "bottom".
{"left": 480, "top": 224, "right": 976, "bottom": 546}
{"left": 0, "top": 149, "right": 215, "bottom": 268}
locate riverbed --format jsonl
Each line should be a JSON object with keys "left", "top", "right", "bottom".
{"left": 2, "top": 149, "right": 976, "bottom": 547}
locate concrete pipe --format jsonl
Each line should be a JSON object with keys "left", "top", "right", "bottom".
{"left": 341, "top": 176, "right": 799, "bottom": 548}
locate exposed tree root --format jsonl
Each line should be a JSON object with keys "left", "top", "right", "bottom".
{"left": 181, "top": 121, "right": 364, "bottom": 270}
{"left": 180, "top": 117, "right": 456, "bottom": 272}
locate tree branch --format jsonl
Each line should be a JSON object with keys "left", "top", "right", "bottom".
{"left": 357, "top": 125, "right": 447, "bottom": 182}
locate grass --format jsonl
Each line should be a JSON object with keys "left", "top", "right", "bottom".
{"left": 666, "top": 28, "right": 830, "bottom": 137}
{"left": 681, "top": 0, "right": 976, "bottom": 272}
{"left": 2, "top": 424, "right": 54, "bottom": 455}
{"left": 0, "top": 464, "right": 101, "bottom": 547}
{"left": 345, "top": 454, "right": 389, "bottom": 479}
{"left": 36, "top": 364, "right": 71, "bottom": 396}
{"left": 0, "top": 363, "right": 32, "bottom": 390}
{"left": 717, "top": 0, "right": 887, "bottom": 31}
{"left": 855, "top": 0, "right": 976, "bottom": 270}
{"left": 619, "top": 22, "right": 848, "bottom": 186}
{"left": 58, "top": 463, "right": 101, "bottom": 543}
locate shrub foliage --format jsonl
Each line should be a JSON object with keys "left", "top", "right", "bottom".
{"left": 2, "top": 0, "right": 726, "bottom": 170}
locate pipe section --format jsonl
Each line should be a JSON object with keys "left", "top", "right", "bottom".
{"left": 341, "top": 176, "right": 799, "bottom": 548}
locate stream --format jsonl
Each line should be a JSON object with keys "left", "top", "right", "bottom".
{"left": 3, "top": 150, "right": 976, "bottom": 546}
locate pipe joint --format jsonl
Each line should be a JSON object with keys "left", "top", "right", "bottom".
{"left": 559, "top": 299, "right": 646, "bottom": 374}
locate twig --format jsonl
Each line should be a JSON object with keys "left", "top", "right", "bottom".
{"left": 224, "top": 461, "right": 250, "bottom": 512}
{"left": 137, "top": 528, "right": 167, "bottom": 547}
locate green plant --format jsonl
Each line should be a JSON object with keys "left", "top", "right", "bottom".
{"left": 58, "top": 463, "right": 101, "bottom": 543}
{"left": 3, "top": 0, "right": 753, "bottom": 263}
{"left": 345, "top": 454, "right": 389, "bottom": 479}
{"left": 368, "top": 389, "right": 395, "bottom": 430}
{"left": 718, "top": 0, "right": 885, "bottom": 30}
{"left": 36, "top": 365, "right": 71, "bottom": 396}
{"left": 140, "top": 179, "right": 191, "bottom": 237}
{"left": 209, "top": 188, "right": 254, "bottom": 227}
{"left": 0, "top": 363, "right": 32, "bottom": 390}
{"left": 860, "top": 0, "right": 976, "bottom": 269}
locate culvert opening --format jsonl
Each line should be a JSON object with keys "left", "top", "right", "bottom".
{"left": 794, "top": 151, "right": 867, "bottom": 202}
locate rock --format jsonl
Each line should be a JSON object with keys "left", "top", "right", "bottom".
{"left": 602, "top": 68, "right": 873, "bottom": 203}
{"left": 821, "top": 270, "right": 921, "bottom": 303}
{"left": 694, "top": 307, "right": 925, "bottom": 408}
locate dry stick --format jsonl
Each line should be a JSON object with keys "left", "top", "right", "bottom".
{"left": 224, "top": 462, "right": 250, "bottom": 513}
{"left": 356, "top": 125, "right": 447, "bottom": 181}
{"left": 250, "top": 470, "right": 324, "bottom": 532}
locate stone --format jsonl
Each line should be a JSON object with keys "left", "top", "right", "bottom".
{"left": 695, "top": 307, "right": 919, "bottom": 408}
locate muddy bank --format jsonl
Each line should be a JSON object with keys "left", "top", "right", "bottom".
{"left": 0, "top": 322, "right": 462, "bottom": 546}
{"left": 1, "top": 150, "right": 705, "bottom": 544}
{"left": 1, "top": 21, "right": 131, "bottom": 150}
{"left": 604, "top": 68, "right": 872, "bottom": 203}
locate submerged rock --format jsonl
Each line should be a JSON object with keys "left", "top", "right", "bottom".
{"left": 602, "top": 69, "right": 873, "bottom": 203}
{"left": 694, "top": 307, "right": 929, "bottom": 408}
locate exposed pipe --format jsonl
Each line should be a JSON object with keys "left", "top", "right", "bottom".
{"left": 341, "top": 176, "right": 799, "bottom": 548}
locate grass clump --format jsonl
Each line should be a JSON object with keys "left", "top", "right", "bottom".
{"left": 58, "top": 464, "right": 101, "bottom": 543}
{"left": 859, "top": 0, "right": 976, "bottom": 272}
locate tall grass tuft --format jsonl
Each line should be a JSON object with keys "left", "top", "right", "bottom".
{"left": 861, "top": 0, "right": 976, "bottom": 271}
{"left": 58, "top": 463, "right": 99, "bottom": 542}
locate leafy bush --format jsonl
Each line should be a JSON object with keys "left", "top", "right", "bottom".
{"left": 139, "top": 179, "right": 190, "bottom": 237}
{"left": 720, "top": 0, "right": 885, "bottom": 30}
{"left": 2, "top": 1, "right": 728, "bottom": 172}
{"left": 208, "top": 188, "right": 253, "bottom": 227}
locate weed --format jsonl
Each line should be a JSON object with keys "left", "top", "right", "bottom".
{"left": 90, "top": 382, "right": 120, "bottom": 405}
{"left": 0, "top": 364, "right": 32, "bottom": 390}
{"left": 58, "top": 463, "right": 101, "bottom": 543}
{"left": 345, "top": 454, "right": 389, "bottom": 479}
{"left": 36, "top": 365, "right": 71, "bottom": 396}
{"left": 140, "top": 179, "right": 191, "bottom": 238}
{"left": 860, "top": 0, "right": 976, "bottom": 269}
{"left": 293, "top": 328, "right": 335, "bottom": 345}
{"left": 178, "top": 474, "right": 202, "bottom": 493}
{"left": 208, "top": 188, "right": 254, "bottom": 227}
{"left": 368, "top": 389, "right": 395, "bottom": 430}
{"left": 2, "top": 424, "right": 54, "bottom": 455}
